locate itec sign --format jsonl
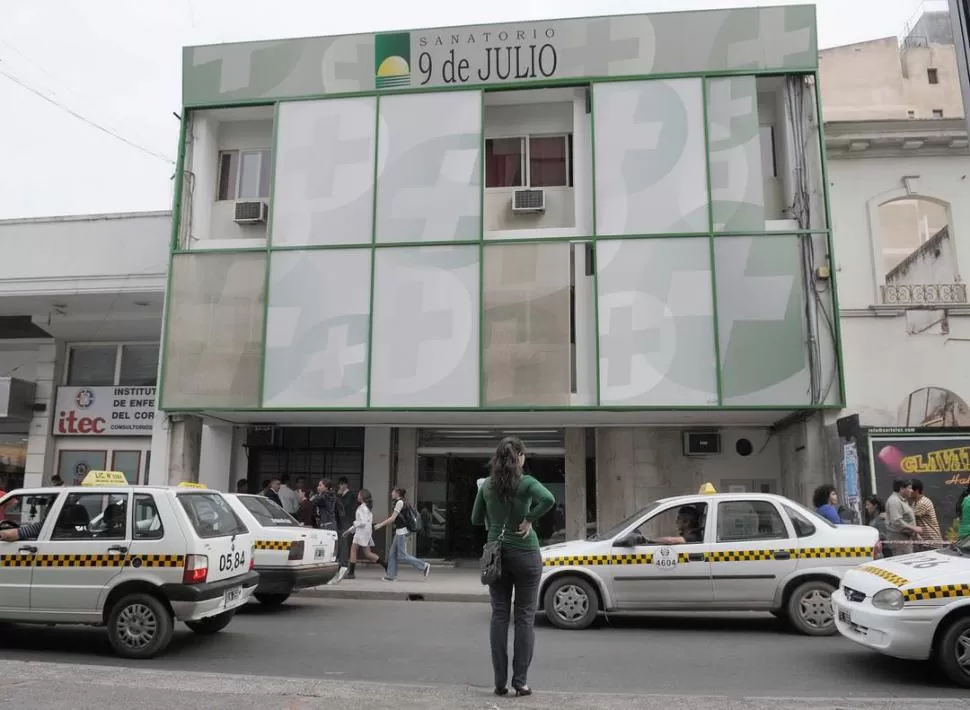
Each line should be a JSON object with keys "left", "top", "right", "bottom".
{"left": 52, "top": 386, "right": 155, "bottom": 437}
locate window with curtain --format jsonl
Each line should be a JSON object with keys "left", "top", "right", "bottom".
{"left": 485, "top": 137, "right": 524, "bottom": 187}
{"left": 485, "top": 135, "right": 572, "bottom": 188}
{"left": 529, "top": 136, "right": 569, "bottom": 187}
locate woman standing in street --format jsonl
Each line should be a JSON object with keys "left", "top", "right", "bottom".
{"left": 471, "top": 437, "right": 555, "bottom": 698}
{"left": 343, "top": 489, "right": 386, "bottom": 580}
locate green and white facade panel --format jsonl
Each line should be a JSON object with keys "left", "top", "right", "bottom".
{"left": 162, "top": 4, "right": 843, "bottom": 417}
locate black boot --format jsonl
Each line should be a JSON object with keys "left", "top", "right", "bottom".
{"left": 346, "top": 563, "right": 356, "bottom": 580}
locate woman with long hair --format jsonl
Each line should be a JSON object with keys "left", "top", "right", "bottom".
{"left": 343, "top": 488, "right": 386, "bottom": 580}
{"left": 471, "top": 436, "right": 555, "bottom": 698}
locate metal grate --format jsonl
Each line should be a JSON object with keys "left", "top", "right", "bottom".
{"left": 513, "top": 189, "right": 545, "bottom": 210}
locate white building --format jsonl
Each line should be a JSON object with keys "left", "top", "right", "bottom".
{"left": 0, "top": 211, "right": 168, "bottom": 491}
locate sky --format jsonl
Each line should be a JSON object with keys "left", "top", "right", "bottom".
{"left": 0, "top": 0, "right": 947, "bottom": 219}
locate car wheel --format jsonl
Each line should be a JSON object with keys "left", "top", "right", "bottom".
{"left": 786, "top": 580, "right": 837, "bottom": 636}
{"left": 543, "top": 576, "right": 598, "bottom": 630}
{"left": 185, "top": 610, "right": 235, "bottom": 635}
{"left": 255, "top": 593, "right": 290, "bottom": 607}
{"left": 106, "top": 593, "right": 174, "bottom": 659}
{"left": 937, "top": 615, "right": 970, "bottom": 688}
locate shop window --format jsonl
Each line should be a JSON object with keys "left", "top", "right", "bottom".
{"left": 217, "top": 149, "right": 272, "bottom": 200}
{"left": 66, "top": 344, "right": 159, "bottom": 387}
{"left": 112, "top": 451, "right": 142, "bottom": 485}
{"left": 119, "top": 345, "right": 159, "bottom": 386}
{"left": 485, "top": 135, "right": 573, "bottom": 188}
{"left": 0, "top": 434, "right": 27, "bottom": 492}
{"left": 57, "top": 450, "right": 107, "bottom": 487}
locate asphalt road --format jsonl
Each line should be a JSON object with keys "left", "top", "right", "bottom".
{"left": 0, "top": 598, "right": 964, "bottom": 700}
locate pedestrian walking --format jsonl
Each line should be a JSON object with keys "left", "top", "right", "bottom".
{"left": 343, "top": 488, "right": 386, "bottom": 580}
{"left": 910, "top": 479, "right": 942, "bottom": 550}
{"left": 812, "top": 484, "right": 843, "bottom": 524}
{"left": 312, "top": 480, "right": 338, "bottom": 531}
{"left": 374, "top": 488, "right": 430, "bottom": 582}
{"left": 886, "top": 478, "right": 922, "bottom": 556}
{"left": 335, "top": 477, "right": 355, "bottom": 567}
{"left": 471, "top": 436, "right": 555, "bottom": 698}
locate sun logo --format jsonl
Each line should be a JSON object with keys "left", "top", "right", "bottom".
{"left": 375, "top": 32, "right": 411, "bottom": 89}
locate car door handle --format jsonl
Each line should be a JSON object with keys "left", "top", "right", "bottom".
{"left": 107, "top": 546, "right": 128, "bottom": 554}
{"left": 18, "top": 545, "right": 37, "bottom": 554}
{"left": 688, "top": 553, "right": 706, "bottom": 562}
{"left": 773, "top": 551, "right": 791, "bottom": 560}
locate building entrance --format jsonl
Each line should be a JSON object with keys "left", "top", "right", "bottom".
{"left": 415, "top": 454, "right": 565, "bottom": 560}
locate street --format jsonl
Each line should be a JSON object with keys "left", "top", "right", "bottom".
{"left": 0, "top": 597, "right": 966, "bottom": 706}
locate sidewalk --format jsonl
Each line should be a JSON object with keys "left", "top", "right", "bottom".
{"left": 304, "top": 562, "right": 488, "bottom": 603}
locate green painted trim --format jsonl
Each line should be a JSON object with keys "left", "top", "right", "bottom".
{"left": 813, "top": 76, "right": 847, "bottom": 407}
{"left": 268, "top": 242, "right": 375, "bottom": 252}
{"left": 157, "top": 113, "right": 190, "bottom": 411}
{"left": 157, "top": 403, "right": 841, "bottom": 414}
{"left": 478, "top": 90, "right": 486, "bottom": 409}
{"left": 182, "top": 68, "right": 823, "bottom": 111}
{"left": 257, "top": 102, "right": 281, "bottom": 408}
{"left": 589, "top": 83, "right": 602, "bottom": 407}
{"left": 365, "top": 95, "right": 381, "bottom": 408}
{"left": 702, "top": 79, "right": 724, "bottom": 406}
{"left": 172, "top": 246, "right": 268, "bottom": 255}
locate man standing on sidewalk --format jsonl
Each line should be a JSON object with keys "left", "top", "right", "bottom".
{"left": 886, "top": 478, "right": 922, "bottom": 556}
{"left": 335, "top": 477, "right": 355, "bottom": 568}
{"left": 911, "top": 479, "right": 943, "bottom": 550}
{"left": 374, "top": 487, "right": 430, "bottom": 582}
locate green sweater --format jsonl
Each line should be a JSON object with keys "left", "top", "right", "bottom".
{"left": 960, "top": 494, "right": 970, "bottom": 538}
{"left": 471, "top": 474, "right": 556, "bottom": 551}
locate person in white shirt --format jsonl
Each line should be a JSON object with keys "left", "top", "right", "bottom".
{"left": 342, "top": 489, "right": 386, "bottom": 580}
{"left": 277, "top": 474, "right": 300, "bottom": 515}
{"left": 374, "top": 487, "right": 431, "bottom": 582}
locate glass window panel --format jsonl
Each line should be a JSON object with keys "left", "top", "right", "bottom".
{"left": 375, "top": 91, "right": 482, "bottom": 243}
{"left": 263, "top": 249, "right": 371, "bottom": 407}
{"left": 119, "top": 344, "right": 159, "bottom": 386}
{"left": 67, "top": 346, "right": 117, "bottom": 386}
{"left": 707, "top": 77, "right": 766, "bottom": 232}
{"left": 714, "top": 236, "right": 810, "bottom": 405}
{"left": 272, "top": 98, "right": 377, "bottom": 247}
{"left": 57, "top": 449, "right": 107, "bottom": 486}
{"left": 111, "top": 451, "right": 141, "bottom": 485}
{"left": 238, "top": 150, "right": 268, "bottom": 199}
{"left": 160, "top": 252, "right": 266, "bottom": 409}
{"left": 485, "top": 138, "right": 524, "bottom": 188}
{"left": 258, "top": 149, "right": 272, "bottom": 199}
{"left": 593, "top": 79, "right": 709, "bottom": 235}
{"left": 597, "top": 238, "right": 717, "bottom": 406}
{"left": 529, "top": 136, "right": 568, "bottom": 187}
{"left": 759, "top": 126, "right": 777, "bottom": 179}
{"left": 483, "top": 242, "right": 572, "bottom": 406}
{"left": 370, "top": 245, "right": 480, "bottom": 406}
{"left": 217, "top": 151, "right": 238, "bottom": 201}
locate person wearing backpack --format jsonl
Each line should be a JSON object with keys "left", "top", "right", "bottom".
{"left": 374, "top": 487, "right": 430, "bottom": 582}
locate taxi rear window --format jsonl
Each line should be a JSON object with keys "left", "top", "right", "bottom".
{"left": 239, "top": 495, "right": 300, "bottom": 527}
{"left": 177, "top": 493, "right": 247, "bottom": 538}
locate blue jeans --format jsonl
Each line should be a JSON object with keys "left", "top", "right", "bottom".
{"left": 386, "top": 533, "right": 428, "bottom": 579}
{"left": 489, "top": 547, "right": 542, "bottom": 690}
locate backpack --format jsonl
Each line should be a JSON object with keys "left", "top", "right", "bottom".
{"left": 400, "top": 503, "right": 422, "bottom": 533}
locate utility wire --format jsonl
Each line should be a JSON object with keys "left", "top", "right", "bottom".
{"left": 0, "top": 63, "right": 175, "bottom": 164}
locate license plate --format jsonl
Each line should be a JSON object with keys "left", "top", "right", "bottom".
{"left": 314, "top": 547, "right": 328, "bottom": 559}
{"left": 224, "top": 586, "right": 242, "bottom": 605}
{"left": 838, "top": 609, "right": 851, "bottom": 624}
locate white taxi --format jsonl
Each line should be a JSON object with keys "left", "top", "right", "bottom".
{"left": 540, "top": 491, "right": 880, "bottom": 635}
{"left": 833, "top": 540, "right": 970, "bottom": 687}
{"left": 225, "top": 494, "right": 340, "bottom": 607}
{"left": 0, "top": 472, "right": 258, "bottom": 659}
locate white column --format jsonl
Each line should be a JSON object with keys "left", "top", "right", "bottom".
{"left": 147, "top": 410, "right": 170, "bottom": 485}
{"left": 166, "top": 414, "right": 203, "bottom": 486}
{"left": 564, "top": 427, "right": 586, "bottom": 540}
{"left": 199, "top": 422, "right": 234, "bottom": 491}
{"left": 364, "top": 426, "right": 392, "bottom": 554}
{"left": 595, "top": 427, "right": 638, "bottom": 532}
{"left": 24, "top": 340, "right": 59, "bottom": 488}
{"left": 394, "top": 427, "right": 418, "bottom": 555}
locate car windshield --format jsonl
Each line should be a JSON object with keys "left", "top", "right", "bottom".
{"left": 943, "top": 535, "right": 970, "bottom": 556}
{"left": 177, "top": 492, "right": 248, "bottom": 538}
{"left": 239, "top": 495, "right": 300, "bottom": 527}
{"left": 587, "top": 502, "right": 661, "bottom": 541}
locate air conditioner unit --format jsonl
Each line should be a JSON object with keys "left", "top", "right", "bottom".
{"left": 234, "top": 200, "right": 268, "bottom": 224}
{"left": 512, "top": 189, "right": 545, "bottom": 213}
{"left": 683, "top": 431, "right": 721, "bottom": 456}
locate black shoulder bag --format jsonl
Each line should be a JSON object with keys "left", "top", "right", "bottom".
{"left": 480, "top": 497, "right": 513, "bottom": 585}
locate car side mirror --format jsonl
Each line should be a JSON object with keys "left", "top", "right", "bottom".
{"left": 614, "top": 532, "right": 646, "bottom": 548}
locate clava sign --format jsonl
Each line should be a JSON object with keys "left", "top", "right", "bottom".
{"left": 81, "top": 470, "right": 129, "bottom": 487}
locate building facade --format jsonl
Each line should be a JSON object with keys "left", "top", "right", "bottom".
{"left": 153, "top": 4, "right": 843, "bottom": 555}
{"left": 820, "top": 5, "right": 970, "bottom": 536}
{"left": 0, "top": 211, "right": 168, "bottom": 491}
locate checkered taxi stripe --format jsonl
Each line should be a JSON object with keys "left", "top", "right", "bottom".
{"left": 858, "top": 565, "right": 911, "bottom": 587}
{"left": 0, "top": 554, "right": 185, "bottom": 569}
{"left": 544, "top": 547, "right": 874, "bottom": 568}
{"left": 254, "top": 540, "right": 294, "bottom": 551}
{"left": 903, "top": 584, "right": 970, "bottom": 602}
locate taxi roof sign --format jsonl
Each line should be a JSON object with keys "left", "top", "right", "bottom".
{"left": 81, "top": 470, "right": 129, "bottom": 487}
{"left": 177, "top": 481, "right": 207, "bottom": 489}
{"left": 698, "top": 482, "right": 717, "bottom": 494}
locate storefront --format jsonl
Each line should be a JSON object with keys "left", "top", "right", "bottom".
{"left": 0, "top": 376, "right": 35, "bottom": 492}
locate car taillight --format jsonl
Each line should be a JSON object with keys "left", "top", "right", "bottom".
{"left": 874, "top": 540, "right": 883, "bottom": 559}
{"left": 183, "top": 554, "right": 208, "bottom": 584}
{"left": 288, "top": 540, "right": 305, "bottom": 561}
{"left": 250, "top": 549, "right": 255, "bottom": 570}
